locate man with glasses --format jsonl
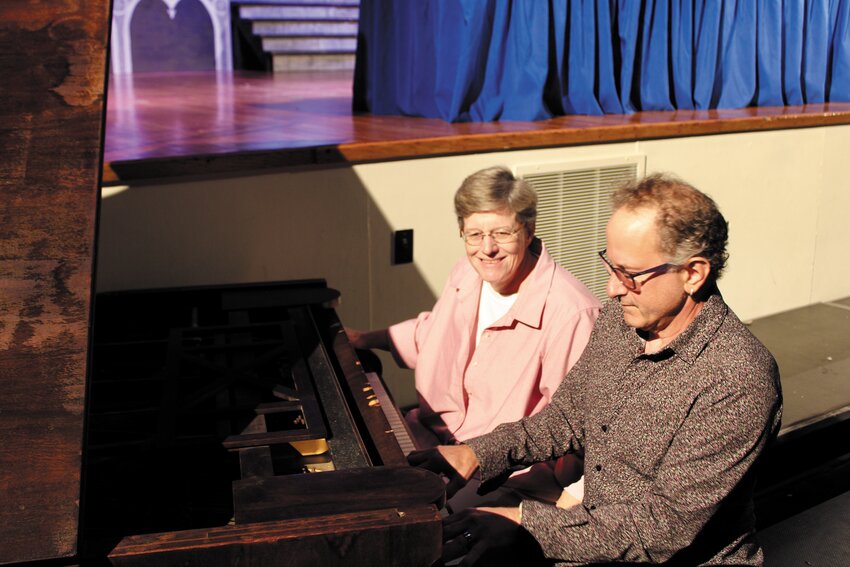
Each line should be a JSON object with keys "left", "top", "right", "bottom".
{"left": 411, "top": 173, "right": 782, "bottom": 566}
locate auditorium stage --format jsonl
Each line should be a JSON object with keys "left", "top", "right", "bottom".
{"left": 102, "top": 70, "right": 850, "bottom": 184}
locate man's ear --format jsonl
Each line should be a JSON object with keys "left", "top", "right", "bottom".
{"left": 683, "top": 256, "right": 711, "bottom": 295}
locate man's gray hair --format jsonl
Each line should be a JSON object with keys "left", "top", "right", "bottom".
{"left": 612, "top": 173, "right": 729, "bottom": 280}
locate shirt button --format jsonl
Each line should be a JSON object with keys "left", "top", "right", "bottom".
{"left": 589, "top": 505, "right": 597, "bottom": 510}
{"left": 595, "top": 464, "right": 602, "bottom": 472}
{"left": 601, "top": 424, "right": 608, "bottom": 433}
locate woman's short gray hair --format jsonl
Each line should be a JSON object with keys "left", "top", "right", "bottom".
{"left": 611, "top": 173, "right": 729, "bottom": 280}
{"left": 454, "top": 166, "right": 537, "bottom": 229}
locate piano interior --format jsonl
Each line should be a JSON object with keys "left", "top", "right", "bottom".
{"left": 82, "top": 280, "right": 443, "bottom": 565}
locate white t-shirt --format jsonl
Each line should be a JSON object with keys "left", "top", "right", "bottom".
{"left": 475, "top": 281, "right": 519, "bottom": 346}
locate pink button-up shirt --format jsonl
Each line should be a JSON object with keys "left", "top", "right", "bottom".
{"left": 389, "top": 242, "right": 600, "bottom": 446}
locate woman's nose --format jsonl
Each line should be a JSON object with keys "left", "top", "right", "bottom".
{"left": 480, "top": 234, "right": 499, "bottom": 254}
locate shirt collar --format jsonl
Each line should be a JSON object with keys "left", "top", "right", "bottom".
{"left": 667, "top": 292, "right": 727, "bottom": 364}
{"left": 621, "top": 292, "right": 728, "bottom": 364}
{"left": 509, "top": 239, "right": 555, "bottom": 329}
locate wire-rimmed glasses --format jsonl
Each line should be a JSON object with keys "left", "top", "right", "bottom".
{"left": 461, "top": 226, "right": 523, "bottom": 246}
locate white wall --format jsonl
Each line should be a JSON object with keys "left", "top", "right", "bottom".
{"left": 97, "top": 167, "right": 373, "bottom": 326}
{"left": 97, "top": 124, "right": 850, "bottom": 405}
{"left": 814, "top": 125, "right": 850, "bottom": 302}
{"left": 641, "top": 129, "right": 830, "bottom": 320}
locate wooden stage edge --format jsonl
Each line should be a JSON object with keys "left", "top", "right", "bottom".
{"left": 101, "top": 73, "right": 850, "bottom": 185}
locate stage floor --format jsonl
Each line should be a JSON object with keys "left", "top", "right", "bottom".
{"left": 105, "top": 70, "right": 360, "bottom": 164}
{"left": 102, "top": 70, "right": 850, "bottom": 184}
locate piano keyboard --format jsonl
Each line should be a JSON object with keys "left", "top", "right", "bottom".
{"left": 365, "top": 372, "right": 417, "bottom": 456}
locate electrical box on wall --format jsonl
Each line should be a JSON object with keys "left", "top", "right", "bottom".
{"left": 392, "top": 229, "right": 414, "bottom": 265}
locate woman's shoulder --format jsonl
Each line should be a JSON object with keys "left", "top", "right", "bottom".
{"left": 438, "top": 256, "right": 482, "bottom": 298}
{"left": 446, "top": 255, "right": 477, "bottom": 282}
{"left": 548, "top": 263, "right": 603, "bottom": 311}
{"left": 536, "top": 244, "right": 600, "bottom": 307}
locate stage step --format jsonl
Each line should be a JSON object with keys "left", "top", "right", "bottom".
{"left": 263, "top": 36, "right": 357, "bottom": 52}
{"left": 252, "top": 20, "right": 358, "bottom": 36}
{"left": 237, "top": 4, "right": 359, "bottom": 21}
{"left": 233, "top": 1, "right": 359, "bottom": 72}
{"left": 235, "top": 0, "right": 358, "bottom": 4}
{"left": 272, "top": 52, "right": 355, "bottom": 72}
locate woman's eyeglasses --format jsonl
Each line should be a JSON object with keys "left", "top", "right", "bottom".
{"left": 461, "top": 226, "right": 522, "bottom": 245}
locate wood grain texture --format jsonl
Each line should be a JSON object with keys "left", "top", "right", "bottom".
{"left": 102, "top": 71, "right": 850, "bottom": 184}
{"left": 0, "top": 0, "right": 109, "bottom": 562}
{"left": 108, "top": 506, "right": 442, "bottom": 567}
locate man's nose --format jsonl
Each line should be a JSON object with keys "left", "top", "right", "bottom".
{"left": 606, "top": 271, "right": 627, "bottom": 299}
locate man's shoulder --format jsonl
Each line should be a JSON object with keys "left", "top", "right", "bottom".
{"left": 697, "top": 303, "right": 781, "bottom": 403}
{"left": 595, "top": 298, "right": 625, "bottom": 325}
{"left": 713, "top": 304, "right": 777, "bottom": 369}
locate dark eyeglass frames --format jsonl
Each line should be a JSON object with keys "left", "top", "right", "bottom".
{"left": 598, "top": 249, "right": 678, "bottom": 291}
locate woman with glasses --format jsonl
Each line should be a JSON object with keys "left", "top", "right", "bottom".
{"left": 347, "top": 165, "right": 600, "bottom": 510}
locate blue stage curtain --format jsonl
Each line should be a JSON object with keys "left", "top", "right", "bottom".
{"left": 353, "top": 0, "right": 850, "bottom": 122}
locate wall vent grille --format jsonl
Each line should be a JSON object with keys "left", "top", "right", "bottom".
{"left": 517, "top": 159, "right": 643, "bottom": 302}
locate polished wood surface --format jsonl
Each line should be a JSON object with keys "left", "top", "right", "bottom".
{"left": 103, "top": 70, "right": 850, "bottom": 183}
{"left": 0, "top": 1, "right": 110, "bottom": 563}
{"left": 108, "top": 506, "right": 442, "bottom": 567}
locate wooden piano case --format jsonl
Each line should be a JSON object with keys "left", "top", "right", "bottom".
{"left": 82, "top": 280, "right": 445, "bottom": 566}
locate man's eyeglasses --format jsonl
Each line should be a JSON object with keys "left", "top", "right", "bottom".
{"left": 598, "top": 249, "right": 677, "bottom": 291}
{"left": 461, "top": 226, "right": 523, "bottom": 245}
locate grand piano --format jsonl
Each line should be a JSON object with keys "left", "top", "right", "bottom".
{"left": 79, "top": 280, "right": 444, "bottom": 566}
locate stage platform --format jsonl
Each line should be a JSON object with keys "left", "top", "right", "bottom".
{"left": 103, "top": 70, "right": 850, "bottom": 184}
{"left": 750, "top": 297, "right": 850, "bottom": 441}
{"left": 750, "top": 298, "right": 850, "bottom": 533}
{"left": 761, "top": 488, "right": 850, "bottom": 566}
